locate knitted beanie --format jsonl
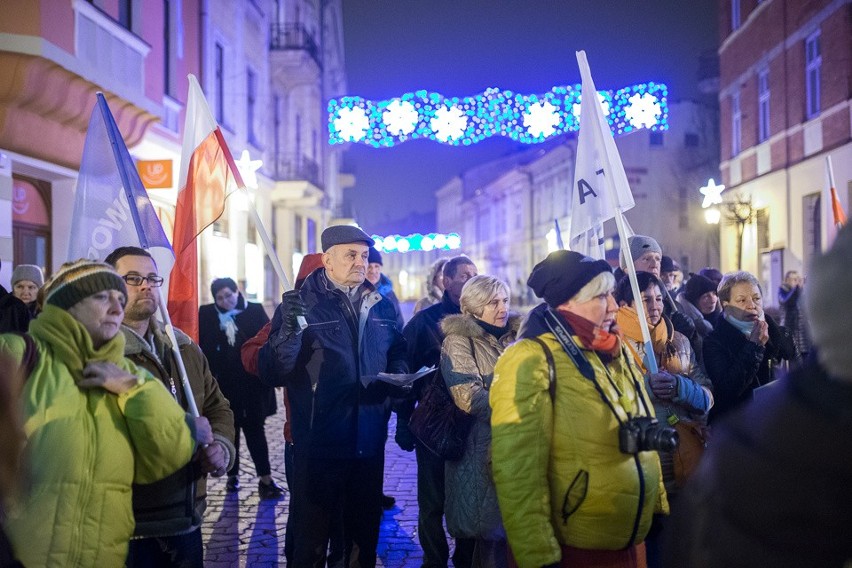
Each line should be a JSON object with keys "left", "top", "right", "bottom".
{"left": 11, "top": 264, "right": 44, "bottom": 288}
{"left": 368, "top": 247, "right": 383, "bottom": 265}
{"left": 806, "top": 224, "right": 852, "bottom": 381}
{"left": 44, "top": 260, "right": 127, "bottom": 310}
{"left": 683, "top": 273, "right": 718, "bottom": 304}
{"left": 528, "top": 250, "right": 612, "bottom": 308}
{"left": 621, "top": 235, "right": 662, "bottom": 268}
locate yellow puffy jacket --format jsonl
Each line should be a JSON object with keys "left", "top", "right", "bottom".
{"left": 1, "top": 305, "right": 196, "bottom": 567}
{"left": 490, "top": 321, "right": 667, "bottom": 568}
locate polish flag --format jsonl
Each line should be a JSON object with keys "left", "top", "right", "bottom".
{"left": 824, "top": 155, "right": 848, "bottom": 250}
{"left": 168, "top": 75, "right": 244, "bottom": 341}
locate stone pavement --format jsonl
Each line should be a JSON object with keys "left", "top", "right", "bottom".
{"left": 202, "top": 405, "right": 425, "bottom": 567}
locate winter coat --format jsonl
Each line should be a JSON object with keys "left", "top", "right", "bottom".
{"left": 666, "top": 358, "right": 852, "bottom": 567}
{"left": 199, "top": 298, "right": 275, "bottom": 421}
{"left": 440, "top": 313, "right": 520, "bottom": 541}
{"left": 489, "top": 305, "right": 667, "bottom": 567}
{"left": 122, "top": 322, "right": 236, "bottom": 538}
{"left": 259, "top": 269, "right": 408, "bottom": 459}
{"left": 778, "top": 284, "right": 811, "bottom": 356}
{"left": 0, "top": 284, "right": 30, "bottom": 334}
{"left": 414, "top": 285, "right": 443, "bottom": 314}
{"left": 375, "top": 272, "right": 405, "bottom": 330}
{"left": 703, "top": 313, "right": 797, "bottom": 423}
{"left": 0, "top": 305, "right": 195, "bottom": 567}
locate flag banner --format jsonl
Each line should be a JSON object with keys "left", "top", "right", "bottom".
{"left": 554, "top": 219, "right": 565, "bottom": 250}
{"left": 830, "top": 186, "right": 847, "bottom": 229}
{"left": 68, "top": 93, "right": 174, "bottom": 274}
{"left": 168, "top": 75, "right": 243, "bottom": 341}
{"left": 570, "top": 51, "right": 636, "bottom": 243}
{"left": 824, "top": 155, "right": 848, "bottom": 250}
{"left": 569, "top": 225, "right": 605, "bottom": 259}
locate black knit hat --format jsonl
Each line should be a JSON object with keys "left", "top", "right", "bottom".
{"left": 527, "top": 250, "right": 612, "bottom": 308}
{"left": 44, "top": 260, "right": 127, "bottom": 310}
{"left": 684, "top": 273, "right": 718, "bottom": 304}
{"left": 368, "top": 247, "right": 383, "bottom": 265}
{"left": 321, "top": 225, "right": 374, "bottom": 252}
{"left": 660, "top": 255, "right": 679, "bottom": 274}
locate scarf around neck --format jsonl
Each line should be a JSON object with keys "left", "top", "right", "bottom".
{"left": 556, "top": 308, "right": 622, "bottom": 357}
{"left": 28, "top": 304, "right": 126, "bottom": 380}
{"left": 723, "top": 306, "right": 756, "bottom": 336}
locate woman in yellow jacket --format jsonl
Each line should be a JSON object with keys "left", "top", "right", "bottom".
{"left": 0, "top": 260, "right": 200, "bottom": 567}
{"left": 490, "top": 251, "right": 668, "bottom": 568}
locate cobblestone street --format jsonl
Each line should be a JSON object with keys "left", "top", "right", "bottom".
{"left": 202, "top": 405, "right": 424, "bottom": 567}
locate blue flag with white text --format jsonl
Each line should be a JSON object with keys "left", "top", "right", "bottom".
{"left": 68, "top": 94, "right": 174, "bottom": 275}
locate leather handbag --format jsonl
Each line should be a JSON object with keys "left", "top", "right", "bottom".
{"left": 672, "top": 418, "right": 709, "bottom": 487}
{"left": 408, "top": 338, "right": 477, "bottom": 461}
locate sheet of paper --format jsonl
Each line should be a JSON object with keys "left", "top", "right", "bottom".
{"left": 360, "top": 366, "right": 436, "bottom": 388}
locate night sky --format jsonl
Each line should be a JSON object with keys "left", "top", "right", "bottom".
{"left": 341, "top": 1, "right": 719, "bottom": 233}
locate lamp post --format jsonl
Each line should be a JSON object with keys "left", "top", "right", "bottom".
{"left": 725, "top": 195, "right": 756, "bottom": 270}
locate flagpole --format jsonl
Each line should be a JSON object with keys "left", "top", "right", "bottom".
{"left": 576, "top": 50, "right": 658, "bottom": 374}
{"left": 157, "top": 289, "right": 201, "bottom": 418}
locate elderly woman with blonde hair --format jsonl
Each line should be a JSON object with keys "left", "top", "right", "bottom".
{"left": 440, "top": 275, "right": 520, "bottom": 567}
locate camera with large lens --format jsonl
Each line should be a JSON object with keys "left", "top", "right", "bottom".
{"left": 618, "top": 416, "right": 679, "bottom": 454}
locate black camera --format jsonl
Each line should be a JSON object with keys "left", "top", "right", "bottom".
{"left": 618, "top": 417, "right": 679, "bottom": 454}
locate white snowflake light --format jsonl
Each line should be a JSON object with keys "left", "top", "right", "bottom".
{"left": 699, "top": 178, "right": 725, "bottom": 209}
{"left": 383, "top": 99, "right": 418, "bottom": 136}
{"left": 430, "top": 106, "right": 467, "bottom": 142}
{"left": 572, "top": 92, "right": 611, "bottom": 121}
{"left": 625, "top": 93, "right": 662, "bottom": 130}
{"left": 523, "top": 100, "right": 561, "bottom": 138}
{"left": 333, "top": 106, "right": 370, "bottom": 141}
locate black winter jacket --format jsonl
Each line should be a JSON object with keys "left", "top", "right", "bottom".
{"left": 703, "top": 313, "right": 797, "bottom": 423}
{"left": 259, "top": 269, "right": 408, "bottom": 459}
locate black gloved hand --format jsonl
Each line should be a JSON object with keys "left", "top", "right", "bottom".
{"left": 670, "top": 311, "right": 696, "bottom": 340}
{"left": 395, "top": 421, "right": 416, "bottom": 452}
{"left": 280, "top": 290, "right": 307, "bottom": 334}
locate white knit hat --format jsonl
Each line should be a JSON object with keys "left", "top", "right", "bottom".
{"left": 805, "top": 224, "right": 852, "bottom": 381}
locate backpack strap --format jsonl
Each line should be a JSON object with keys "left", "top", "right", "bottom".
{"left": 529, "top": 336, "right": 556, "bottom": 402}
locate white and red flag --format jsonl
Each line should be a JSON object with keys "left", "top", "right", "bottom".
{"left": 168, "top": 75, "right": 244, "bottom": 341}
{"left": 824, "top": 156, "right": 847, "bottom": 250}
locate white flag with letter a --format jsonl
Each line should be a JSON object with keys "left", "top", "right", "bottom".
{"left": 569, "top": 51, "right": 636, "bottom": 258}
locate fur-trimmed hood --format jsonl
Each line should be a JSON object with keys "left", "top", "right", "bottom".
{"left": 441, "top": 312, "right": 521, "bottom": 339}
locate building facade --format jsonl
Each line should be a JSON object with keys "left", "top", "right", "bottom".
{"left": 717, "top": 0, "right": 851, "bottom": 304}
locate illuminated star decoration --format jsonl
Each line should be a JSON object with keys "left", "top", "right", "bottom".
{"left": 333, "top": 106, "right": 370, "bottom": 141}
{"left": 328, "top": 81, "right": 668, "bottom": 147}
{"left": 700, "top": 178, "right": 726, "bottom": 209}
{"left": 382, "top": 99, "right": 419, "bottom": 135}
{"left": 524, "top": 100, "right": 561, "bottom": 138}
{"left": 235, "top": 150, "right": 263, "bottom": 189}
{"left": 625, "top": 93, "right": 662, "bottom": 130}
{"left": 431, "top": 105, "right": 468, "bottom": 142}
{"left": 571, "top": 92, "right": 612, "bottom": 121}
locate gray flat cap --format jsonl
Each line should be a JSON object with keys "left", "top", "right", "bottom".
{"left": 321, "top": 225, "right": 375, "bottom": 252}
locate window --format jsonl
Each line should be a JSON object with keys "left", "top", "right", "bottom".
{"left": 731, "top": 0, "right": 741, "bottom": 31}
{"left": 649, "top": 131, "right": 664, "bottom": 146}
{"left": 805, "top": 31, "right": 821, "bottom": 119}
{"left": 118, "top": 0, "right": 132, "bottom": 30}
{"left": 214, "top": 42, "right": 225, "bottom": 124}
{"left": 758, "top": 68, "right": 770, "bottom": 142}
{"left": 802, "top": 193, "right": 821, "bottom": 268}
{"left": 163, "top": 0, "right": 177, "bottom": 97}
{"left": 731, "top": 91, "right": 741, "bottom": 157}
{"left": 247, "top": 68, "right": 257, "bottom": 144}
{"left": 294, "top": 215, "right": 303, "bottom": 251}
{"left": 684, "top": 133, "right": 700, "bottom": 147}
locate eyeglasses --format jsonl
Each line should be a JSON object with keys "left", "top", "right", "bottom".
{"left": 122, "top": 274, "right": 164, "bottom": 287}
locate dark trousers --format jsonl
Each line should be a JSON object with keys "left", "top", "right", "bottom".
{"left": 126, "top": 528, "right": 203, "bottom": 568}
{"left": 229, "top": 416, "right": 271, "bottom": 478}
{"left": 290, "top": 451, "right": 384, "bottom": 568}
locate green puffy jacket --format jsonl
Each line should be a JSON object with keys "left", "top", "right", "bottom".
{"left": 490, "top": 329, "right": 667, "bottom": 568}
{"left": 1, "top": 305, "right": 196, "bottom": 567}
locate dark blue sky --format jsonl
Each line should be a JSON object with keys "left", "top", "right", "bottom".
{"left": 341, "top": 1, "right": 719, "bottom": 233}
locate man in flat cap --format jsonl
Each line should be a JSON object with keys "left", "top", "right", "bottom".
{"left": 258, "top": 224, "right": 408, "bottom": 567}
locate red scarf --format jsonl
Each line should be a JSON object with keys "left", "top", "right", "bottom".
{"left": 556, "top": 308, "right": 622, "bottom": 357}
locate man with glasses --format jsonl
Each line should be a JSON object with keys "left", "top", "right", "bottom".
{"left": 105, "top": 246, "right": 235, "bottom": 568}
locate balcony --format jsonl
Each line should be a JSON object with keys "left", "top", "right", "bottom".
{"left": 270, "top": 24, "right": 322, "bottom": 81}
{"left": 270, "top": 154, "right": 324, "bottom": 207}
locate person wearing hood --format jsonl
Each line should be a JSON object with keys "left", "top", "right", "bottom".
{"left": 675, "top": 272, "right": 722, "bottom": 365}
{"left": 491, "top": 250, "right": 667, "bottom": 568}
{"left": 199, "top": 277, "right": 282, "bottom": 499}
{"left": 0, "top": 259, "right": 198, "bottom": 567}
{"left": 440, "top": 275, "right": 520, "bottom": 567}
{"left": 0, "top": 259, "right": 31, "bottom": 333}
{"left": 665, "top": 226, "right": 852, "bottom": 567}
{"left": 366, "top": 246, "right": 404, "bottom": 330}
{"left": 415, "top": 258, "right": 449, "bottom": 314}
{"left": 701, "top": 271, "right": 797, "bottom": 423}
{"left": 11, "top": 264, "right": 44, "bottom": 320}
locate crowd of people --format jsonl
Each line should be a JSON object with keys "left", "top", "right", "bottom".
{"left": 2, "top": 222, "right": 850, "bottom": 567}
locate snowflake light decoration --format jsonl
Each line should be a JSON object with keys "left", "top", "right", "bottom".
{"left": 383, "top": 99, "right": 418, "bottom": 136}
{"left": 333, "top": 106, "right": 370, "bottom": 141}
{"left": 523, "top": 100, "right": 561, "bottom": 138}
{"left": 328, "top": 81, "right": 668, "bottom": 147}
{"left": 625, "top": 93, "right": 662, "bottom": 130}
{"left": 431, "top": 106, "right": 468, "bottom": 141}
